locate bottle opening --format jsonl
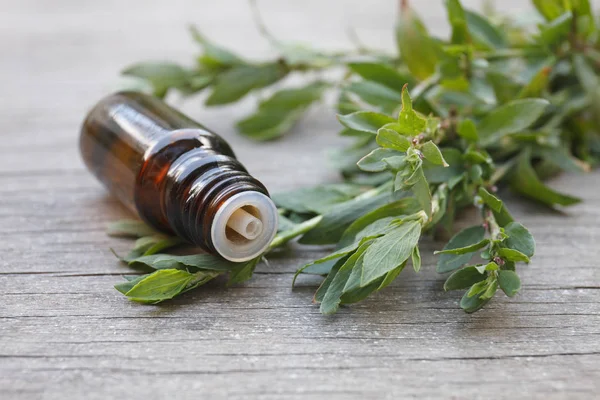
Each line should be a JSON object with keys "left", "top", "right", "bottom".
{"left": 226, "top": 206, "right": 264, "bottom": 241}
{"left": 210, "top": 192, "right": 278, "bottom": 262}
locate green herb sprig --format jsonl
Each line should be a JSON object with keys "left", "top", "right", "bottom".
{"left": 111, "top": 0, "right": 600, "bottom": 313}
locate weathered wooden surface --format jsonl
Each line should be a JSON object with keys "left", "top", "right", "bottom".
{"left": 1, "top": 1, "right": 599, "bottom": 399}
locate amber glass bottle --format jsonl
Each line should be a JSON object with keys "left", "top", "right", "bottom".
{"left": 80, "top": 91, "right": 278, "bottom": 262}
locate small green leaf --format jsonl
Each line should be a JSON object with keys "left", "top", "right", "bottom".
{"left": 123, "top": 235, "right": 183, "bottom": 262}
{"left": 273, "top": 184, "right": 363, "bottom": 214}
{"left": 504, "top": 222, "right": 536, "bottom": 258}
{"left": 435, "top": 239, "right": 489, "bottom": 255}
{"left": 121, "top": 62, "right": 191, "bottom": 98}
{"left": 460, "top": 287, "right": 491, "bottom": 313}
{"left": 478, "top": 99, "right": 550, "bottom": 147}
{"left": 539, "top": 12, "right": 573, "bottom": 46}
{"left": 115, "top": 274, "right": 152, "bottom": 295}
{"left": 423, "top": 148, "right": 465, "bottom": 184}
{"left": 124, "top": 269, "right": 194, "bottom": 303}
{"left": 498, "top": 270, "right": 521, "bottom": 297}
{"left": 337, "top": 111, "right": 396, "bottom": 134}
{"left": 128, "top": 253, "right": 241, "bottom": 271}
{"left": 107, "top": 219, "right": 158, "bottom": 238}
{"left": 478, "top": 187, "right": 503, "bottom": 213}
{"left": 377, "top": 128, "right": 412, "bottom": 151}
{"left": 396, "top": 4, "right": 440, "bottom": 80}
{"left": 190, "top": 26, "right": 245, "bottom": 68}
{"left": 299, "top": 191, "right": 391, "bottom": 245}
{"left": 206, "top": 63, "right": 287, "bottom": 105}
{"left": 345, "top": 81, "right": 402, "bottom": 113}
{"left": 478, "top": 279, "right": 498, "bottom": 300}
{"left": 361, "top": 220, "right": 422, "bottom": 285}
{"left": 467, "top": 280, "right": 489, "bottom": 298}
{"left": 227, "top": 257, "right": 261, "bottom": 286}
{"left": 411, "top": 246, "right": 422, "bottom": 272}
{"left": 444, "top": 265, "right": 486, "bottom": 291}
{"left": 410, "top": 167, "right": 432, "bottom": 218}
{"left": 532, "top": 0, "right": 565, "bottom": 21}
{"left": 436, "top": 226, "right": 486, "bottom": 273}
{"left": 320, "top": 241, "right": 372, "bottom": 314}
{"left": 337, "top": 198, "right": 421, "bottom": 248}
{"left": 397, "top": 85, "right": 427, "bottom": 135}
{"left": 347, "top": 62, "right": 413, "bottom": 92}
{"left": 464, "top": 9, "right": 506, "bottom": 49}
{"left": 236, "top": 82, "right": 326, "bottom": 141}
{"left": 510, "top": 150, "right": 581, "bottom": 207}
{"left": 421, "top": 141, "right": 449, "bottom": 166}
{"left": 446, "top": 0, "right": 470, "bottom": 44}
{"left": 497, "top": 248, "right": 531, "bottom": 263}
{"left": 457, "top": 119, "right": 478, "bottom": 142}
{"left": 357, "top": 148, "right": 402, "bottom": 172}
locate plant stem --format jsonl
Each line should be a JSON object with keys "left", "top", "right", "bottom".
{"left": 267, "top": 215, "right": 323, "bottom": 251}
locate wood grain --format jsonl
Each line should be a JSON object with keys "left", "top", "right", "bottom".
{"left": 1, "top": 1, "right": 599, "bottom": 399}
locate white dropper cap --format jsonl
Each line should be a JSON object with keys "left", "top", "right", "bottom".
{"left": 210, "top": 191, "right": 278, "bottom": 262}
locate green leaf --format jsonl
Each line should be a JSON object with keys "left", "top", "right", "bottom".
{"left": 411, "top": 246, "right": 422, "bottom": 272}
{"left": 498, "top": 270, "right": 521, "bottom": 297}
{"left": 377, "top": 128, "right": 412, "bottom": 152}
{"left": 504, "top": 222, "right": 536, "bottom": 258}
{"left": 347, "top": 62, "right": 412, "bottom": 92}
{"left": 497, "top": 248, "right": 531, "bottom": 263}
{"left": 478, "top": 279, "right": 498, "bottom": 300}
{"left": 313, "top": 256, "right": 348, "bottom": 303}
{"left": 435, "top": 238, "right": 489, "bottom": 255}
{"left": 478, "top": 187, "right": 503, "bottom": 212}
{"left": 236, "top": 82, "right": 326, "bottom": 141}
{"left": 345, "top": 81, "right": 402, "bottom": 113}
{"left": 510, "top": 150, "right": 581, "bottom": 207}
{"left": 106, "top": 219, "right": 158, "bottom": 238}
{"left": 397, "top": 85, "right": 427, "bottom": 135}
{"left": 357, "top": 148, "right": 402, "bottom": 172}
{"left": 421, "top": 141, "right": 449, "bottom": 166}
{"left": 457, "top": 119, "right": 478, "bottom": 142}
{"left": 396, "top": 4, "right": 440, "bottom": 80}
{"left": 436, "top": 226, "right": 486, "bottom": 273}
{"left": 337, "top": 111, "right": 396, "bottom": 134}
{"left": 227, "top": 257, "right": 261, "bottom": 286}
{"left": 410, "top": 167, "right": 432, "bottom": 219}
{"left": 123, "top": 235, "right": 183, "bottom": 262}
{"left": 338, "top": 198, "right": 421, "bottom": 248}
{"left": 123, "top": 269, "right": 195, "bottom": 303}
{"left": 320, "top": 241, "right": 372, "bottom": 314}
{"left": 539, "top": 12, "right": 573, "bottom": 46}
{"left": 464, "top": 9, "right": 506, "bottom": 49}
{"left": 114, "top": 273, "right": 152, "bottom": 295}
{"left": 190, "top": 26, "right": 245, "bottom": 68}
{"left": 532, "top": 0, "right": 565, "bottom": 21}
{"left": 446, "top": 0, "right": 470, "bottom": 44}
{"left": 128, "top": 253, "right": 240, "bottom": 271}
{"left": 460, "top": 288, "right": 491, "bottom": 313}
{"left": 299, "top": 191, "right": 391, "bottom": 245}
{"left": 444, "top": 265, "right": 486, "bottom": 291}
{"left": 121, "top": 62, "right": 191, "bottom": 98}
{"left": 273, "top": 184, "right": 363, "bottom": 214}
{"left": 206, "top": 63, "right": 287, "bottom": 105}
{"left": 423, "top": 148, "right": 465, "bottom": 184}
{"left": 478, "top": 99, "right": 550, "bottom": 147}
{"left": 361, "top": 220, "right": 422, "bottom": 285}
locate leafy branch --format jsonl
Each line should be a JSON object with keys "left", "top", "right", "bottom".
{"left": 111, "top": 0, "right": 600, "bottom": 314}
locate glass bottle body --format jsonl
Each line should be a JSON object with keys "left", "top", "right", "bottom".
{"left": 80, "top": 92, "right": 277, "bottom": 261}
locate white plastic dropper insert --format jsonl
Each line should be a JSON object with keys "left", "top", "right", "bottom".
{"left": 210, "top": 191, "right": 278, "bottom": 262}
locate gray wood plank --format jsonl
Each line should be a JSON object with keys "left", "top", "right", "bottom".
{"left": 1, "top": 0, "right": 599, "bottom": 399}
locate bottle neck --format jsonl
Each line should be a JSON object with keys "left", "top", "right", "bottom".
{"left": 162, "top": 147, "right": 270, "bottom": 253}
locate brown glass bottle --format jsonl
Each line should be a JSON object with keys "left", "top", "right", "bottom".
{"left": 80, "top": 91, "right": 278, "bottom": 262}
